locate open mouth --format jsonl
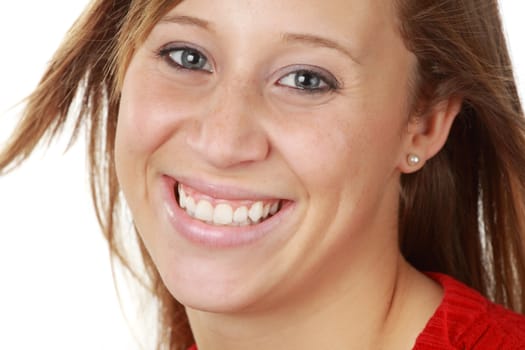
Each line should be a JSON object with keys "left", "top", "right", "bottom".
{"left": 175, "top": 183, "right": 283, "bottom": 226}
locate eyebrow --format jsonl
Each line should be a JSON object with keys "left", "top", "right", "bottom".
{"left": 159, "top": 14, "right": 212, "bottom": 30}
{"left": 158, "top": 15, "right": 360, "bottom": 65}
{"left": 282, "top": 33, "right": 361, "bottom": 65}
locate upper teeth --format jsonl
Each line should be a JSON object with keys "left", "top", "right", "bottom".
{"left": 177, "top": 184, "right": 280, "bottom": 226}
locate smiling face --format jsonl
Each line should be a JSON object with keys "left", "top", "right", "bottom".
{"left": 115, "top": 0, "right": 418, "bottom": 313}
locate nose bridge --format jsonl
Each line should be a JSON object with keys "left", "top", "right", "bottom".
{"left": 212, "top": 76, "right": 253, "bottom": 127}
{"left": 185, "top": 74, "right": 269, "bottom": 168}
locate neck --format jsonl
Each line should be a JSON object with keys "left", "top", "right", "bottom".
{"left": 186, "top": 251, "right": 442, "bottom": 350}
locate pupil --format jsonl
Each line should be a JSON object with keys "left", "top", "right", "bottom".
{"left": 295, "top": 71, "right": 320, "bottom": 89}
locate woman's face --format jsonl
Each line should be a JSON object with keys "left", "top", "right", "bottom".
{"left": 115, "top": 0, "right": 416, "bottom": 312}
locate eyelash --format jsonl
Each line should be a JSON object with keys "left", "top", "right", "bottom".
{"left": 156, "top": 45, "right": 341, "bottom": 94}
{"left": 277, "top": 67, "right": 341, "bottom": 94}
{"left": 157, "top": 44, "right": 213, "bottom": 73}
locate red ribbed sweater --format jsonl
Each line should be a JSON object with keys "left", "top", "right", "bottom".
{"left": 188, "top": 273, "right": 525, "bottom": 349}
{"left": 414, "top": 273, "right": 525, "bottom": 349}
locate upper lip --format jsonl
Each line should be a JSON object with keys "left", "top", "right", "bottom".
{"left": 166, "top": 174, "right": 286, "bottom": 201}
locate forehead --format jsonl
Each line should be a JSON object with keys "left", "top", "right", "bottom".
{"left": 155, "top": 0, "right": 399, "bottom": 60}
{"left": 168, "top": 0, "right": 396, "bottom": 31}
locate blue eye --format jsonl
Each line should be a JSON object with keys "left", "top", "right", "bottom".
{"left": 159, "top": 46, "right": 213, "bottom": 72}
{"left": 278, "top": 70, "right": 337, "bottom": 92}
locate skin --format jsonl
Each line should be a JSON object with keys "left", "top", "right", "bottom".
{"left": 115, "top": 0, "right": 461, "bottom": 348}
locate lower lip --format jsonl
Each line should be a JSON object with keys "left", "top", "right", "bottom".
{"left": 160, "top": 176, "right": 294, "bottom": 248}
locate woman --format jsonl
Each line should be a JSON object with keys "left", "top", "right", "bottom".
{"left": 1, "top": 0, "right": 525, "bottom": 349}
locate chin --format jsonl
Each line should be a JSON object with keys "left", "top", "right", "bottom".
{"left": 161, "top": 265, "right": 267, "bottom": 314}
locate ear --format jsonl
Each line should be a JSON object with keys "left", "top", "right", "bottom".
{"left": 398, "top": 96, "right": 463, "bottom": 174}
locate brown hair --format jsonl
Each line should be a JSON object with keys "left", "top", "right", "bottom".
{"left": 1, "top": 0, "right": 524, "bottom": 348}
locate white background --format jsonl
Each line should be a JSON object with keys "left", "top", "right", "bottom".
{"left": 0, "top": 2, "right": 524, "bottom": 349}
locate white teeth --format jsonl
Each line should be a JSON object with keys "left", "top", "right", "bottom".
{"left": 186, "top": 196, "right": 196, "bottom": 216}
{"left": 263, "top": 204, "right": 270, "bottom": 218}
{"left": 213, "top": 203, "right": 234, "bottom": 225}
{"left": 248, "top": 201, "right": 264, "bottom": 223}
{"left": 233, "top": 206, "right": 248, "bottom": 224}
{"left": 178, "top": 185, "right": 186, "bottom": 209}
{"left": 270, "top": 202, "right": 279, "bottom": 215}
{"left": 195, "top": 200, "right": 213, "bottom": 222}
{"left": 176, "top": 184, "right": 281, "bottom": 226}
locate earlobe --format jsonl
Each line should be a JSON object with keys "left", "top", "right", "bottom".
{"left": 399, "top": 95, "right": 463, "bottom": 174}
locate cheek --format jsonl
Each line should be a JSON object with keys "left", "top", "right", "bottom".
{"left": 116, "top": 70, "right": 177, "bottom": 159}
{"left": 115, "top": 55, "right": 208, "bottom": 161}
{"left": 274, "top": 105, "right": 404, "bottom": 195}
{"left": 114, "top": 60, "right": 179, "bottom": 210}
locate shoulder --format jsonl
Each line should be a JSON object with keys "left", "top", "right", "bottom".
{"left": 413, "top": 273, "right": 525, "bottom": 350}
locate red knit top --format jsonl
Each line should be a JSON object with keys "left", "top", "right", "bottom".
{"left": 188, "top": 273, "right": 525, "bottom": 349}
{"left": 414, "top": 273, "right": 525, "bottom": 349}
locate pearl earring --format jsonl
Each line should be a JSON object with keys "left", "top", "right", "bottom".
{"left": 407, "top": 154, "right": 421, "bottom": 166}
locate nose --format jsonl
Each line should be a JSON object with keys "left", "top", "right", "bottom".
{"left": 185, "top": 81, "right": 270, "bottom": 169}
